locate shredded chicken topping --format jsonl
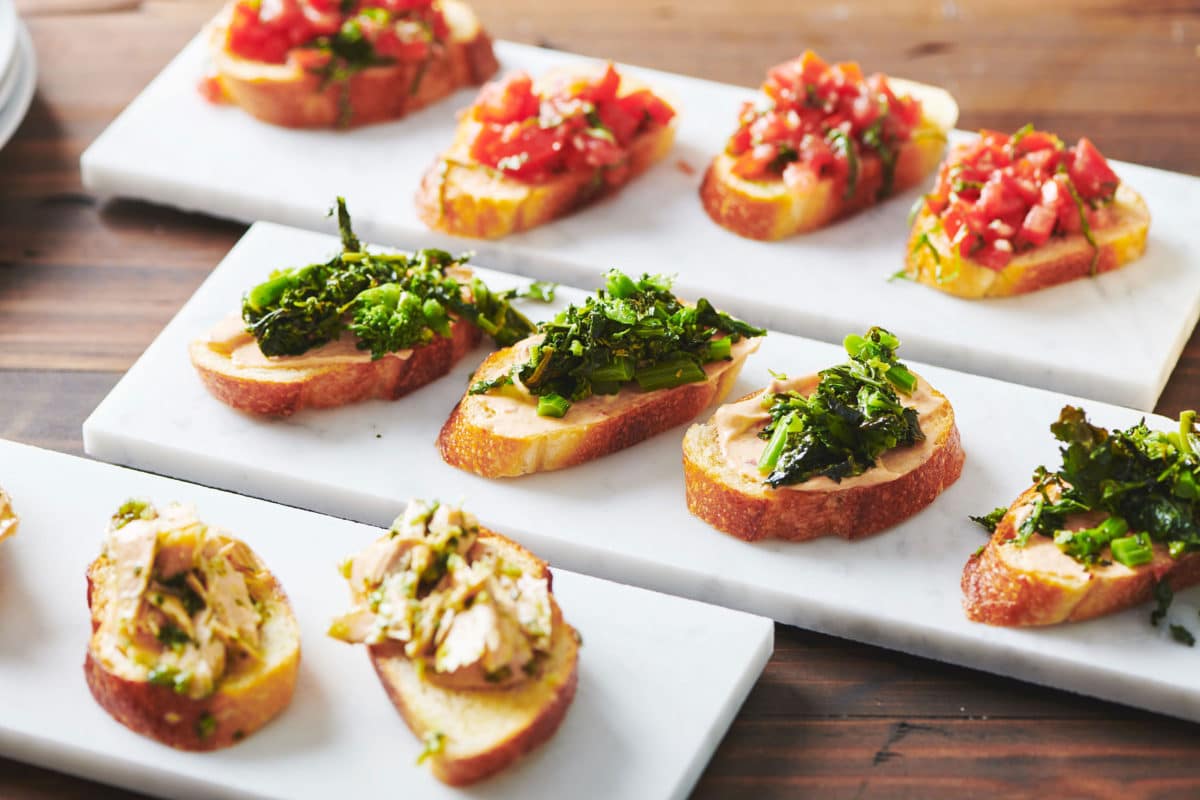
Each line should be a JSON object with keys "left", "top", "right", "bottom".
{"left": 95, "top": 501, "right": 270, "bottom": 699}
{"left": 329, "top": 500, "right": 553, "bottom": 689}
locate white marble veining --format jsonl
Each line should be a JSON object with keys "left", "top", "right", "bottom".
{"left": 83, "top": 222, "right": 1200, "bottom": 724}
{"left": 0, "top": 439, "right": 772, "bottom": 800}
{"left": 79, "top": 37, "right": 1200, "bottom": 410}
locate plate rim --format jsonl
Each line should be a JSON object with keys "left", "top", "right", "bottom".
{"left": 0, "top": 20, "right": 36, "bottom": 154}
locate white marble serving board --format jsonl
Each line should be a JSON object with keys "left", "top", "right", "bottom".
{"left": 0, "top": 439, "right": 772, "bottom": 800}
{"left": 84, "top": 221, "right": 1200, "bottom": 724}
{"left": 79, "top": 35, "right": 1200, "bottom": 410}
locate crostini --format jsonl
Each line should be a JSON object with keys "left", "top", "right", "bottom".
{"left": 0, "top": 486, "right": 17, "bottom": 542}
{"left": 190, "top": 198, "right": 535, "bottom": 416}
{"left": 329, "top": 500, "right": 578, "bottom": 785}
{"left": 684, "top": 328, "right": 965, "bottom": 542}
{"left": 964, "top": 407, "right": 1200, "bottom": 626}
{"left": 415, "top": 62, "right": 677, "bottom": 239}
{"left": 204, "top": 0, "right": 498, "bottom": 128}
{"left": 904, "top": 126, "right": 1150, "bottom": 298}
{"left": 438, "top": 270, "right": 765, "bottom": 477}
{"left": 700, "top": 50, "right": 958, "bottom": 241}
{"left": 85, "top": 500, "right": 300, "bottom": 750}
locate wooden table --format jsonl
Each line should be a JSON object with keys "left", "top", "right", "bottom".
{"left": 2, "top": 0, "right": 1199, "bottom": 796}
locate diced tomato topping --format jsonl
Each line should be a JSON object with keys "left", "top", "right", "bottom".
{"left": 722, "top": 50, "right": 923, "bottom": 196}
{"left": 923, "top": 125, "right": 1121, "bottom": 270}
{"left": 225, "top": 0, "right": 445, "bottom": 65}
{"left": 474, "top": 72, "right": 539, "bottom": 124}
{"left": 197, "top": 74, "right": 226, "bottom": 104}
{"left": 465, "top": 64, "right": 676, "bottom": 184}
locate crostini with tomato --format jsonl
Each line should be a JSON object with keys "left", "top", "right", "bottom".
{"left": 700, "top": 50, "right": 958, "bottom": 241}
{"left": 903, "top": 126, "right": 1150, "bottom": 298}
{"left": 415, "top": 62, "right": 678, "bottom": 239}
{"left": 204, "top": 0, "right": 498, "bottom": 128}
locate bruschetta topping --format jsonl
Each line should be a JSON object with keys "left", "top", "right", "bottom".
{"left": 468, "top": 270, "right": 765, "bottom": 418}
{"left": 236, "top": 198, "right": 534, "bottom": 360}
{"left": 724, "top": 50, "right": 923, "bottom": 198}
{"left": 465, "top": 63, "right": 676, "bottom": 184}
{"left": 718, "top": 328, "right": 928, "bottom": 488}
{"left": 0, "top": 487, "right": 17, "bottom": 542}
{"left": 920, "top": 126, "right": 1122, "bottom": 271}
{"left": 973, "top": 407, "right": 1199, "bottom": 568}
{"left": 94, "top": 501, "right": 275, "bottom": 700}
{"left": 330, "top": 500, "right": 554, "bottom": 690}
{"left": 225, "top": 0, "right": 450, "bottom": 68}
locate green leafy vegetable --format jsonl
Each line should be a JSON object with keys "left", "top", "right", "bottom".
{"left": 991, "top": 406, "right": 1200, "bottom": 565}
{"left": 469, "top": 270, "right": 764, "bottom": 417}
{"left": 501, "top": 280, "right": 558, "bottom": 303}
{"left": 1151, "top": 580, "right": 1173, "bottom": 627}
{"left": 241, "top": 198, "right": 534, "bottom": 359}
{"left": 970, "top": 506, "right": 1008, "bottom": 533}
{"left": 1171, "top": 624, "right": 1195, "bottom": 647}
{"left": 755, "top": 327, "right": 924, "bottom": 488}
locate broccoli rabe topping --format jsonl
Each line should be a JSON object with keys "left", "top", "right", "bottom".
{"left": 756, "top": 327, "right": 923, "bottom": 488}
{"left": 468, "top": 270, "right": 765, "bottom": 417}
{"left": 977, "top": 407, "right": 1200, "bottom": 566}
{"left": 241, "top": 198, "right": 536, "bottom": 359}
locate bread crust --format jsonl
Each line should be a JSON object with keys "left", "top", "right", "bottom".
{"left": 699, "top": 78, "right": 958, "bottom": 241}
{"left": 208, "top": 0, "right": 498, "bottom": 128}
{"left": 190, "top": 316, "right": 482, "bottom": 416}
{"left": 963, "top": 486, "right": 1200, "bottom": 626}
{"left": 682, "top": 383, "right": 964, "bottom": 542}
{"left": 904, "top": 183, "right": 1150, "bottom": 299}
{"left": 415, "top": 77, "right": 677, "bottom": 239}
{"left": 437, "top": 339, "right": 756, "bottom": 477}
{"left": 84, "top": 544, "right": 300, "bottom": 751}
{"left": 365, "top": 529, "right": 578, "bottom": 786}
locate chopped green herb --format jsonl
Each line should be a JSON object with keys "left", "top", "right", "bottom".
{"left": 242, "top": 198, "right": 534, "bottom": 358}
{"left": 155, "top": 622, "right": 193, "bottom": 651}
{"left": 112, "top": 499, "right": 153, "bottom": 529}
{"left": 469, "top": 270, "right": 764, "bottom": 417}
{"left": 196, "top": 712, "right": 217, "bottom": 739}
{"left": 1171, "top": 624, "right": 1195, "bottom": 647}
{"left": 1110, "top": 533, "right": 1154, "bottom": 567}
{"left": 755, "top": 327, "right": 923, "bottom": 487}
{"left": 826, "top": 129, "right": 858, "bottom": 201}
{"left": 417, "top": 730, "right": 446, "bottom": 764}
{"left": 147, "top": 665, "right": 192, "bottom": 696}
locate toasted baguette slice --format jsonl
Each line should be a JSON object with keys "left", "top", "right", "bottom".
{"left": 190, "top": 315, "right": 482, "bottom": 416}
{"left": 699, "top": 79, "right": 958, "bottom": 241}
{"left": 415, "top": 72, "right": 677, "bottom": 239}
{"left": 905, "top": 183, "right": 1150, "bottom": 299}
{"left": 0, "top": 487, "right": 17, "bottom": 542}
{"left": 85, "top": 519, "right": 300, "bottom": 750}
{"left": 367, "top": 528, "right": 578, "bottom": 786}
{"left": 963, "top": 486, "right": 1200, "bottom": 626}
{"left": 207, "top": 0, "right": 498, "bottom": 128}
{"left": 438, "top": 335, "right": 760, "bottom": 477}
{"left": 683, "top": 372, "right": 964, "bottom": 541}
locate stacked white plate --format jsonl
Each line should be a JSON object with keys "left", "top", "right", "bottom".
{"left": 0, "top": 0, "right": 36, "bottom": 152}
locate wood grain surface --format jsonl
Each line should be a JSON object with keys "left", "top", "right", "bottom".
{"left": 1, "top": 0, "right": 1199, "bottom": 797}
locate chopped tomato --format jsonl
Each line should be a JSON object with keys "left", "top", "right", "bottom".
{"left": 465, "top": 62, "right": 674, "bottom": 183}
{"left": 224, "top": 0, "right": 446, "bottom": 65}
{"left": 924, "top": 125, "right": 1121, "bottom": 269}
{"left": 474, "top": 73, "right": 539, "bottom": 124}
{"left": 723, "top": 50, "right": 923, "bottom": 198}
{"left": 197, "top": 74, "right": 226, "bottom": 104}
